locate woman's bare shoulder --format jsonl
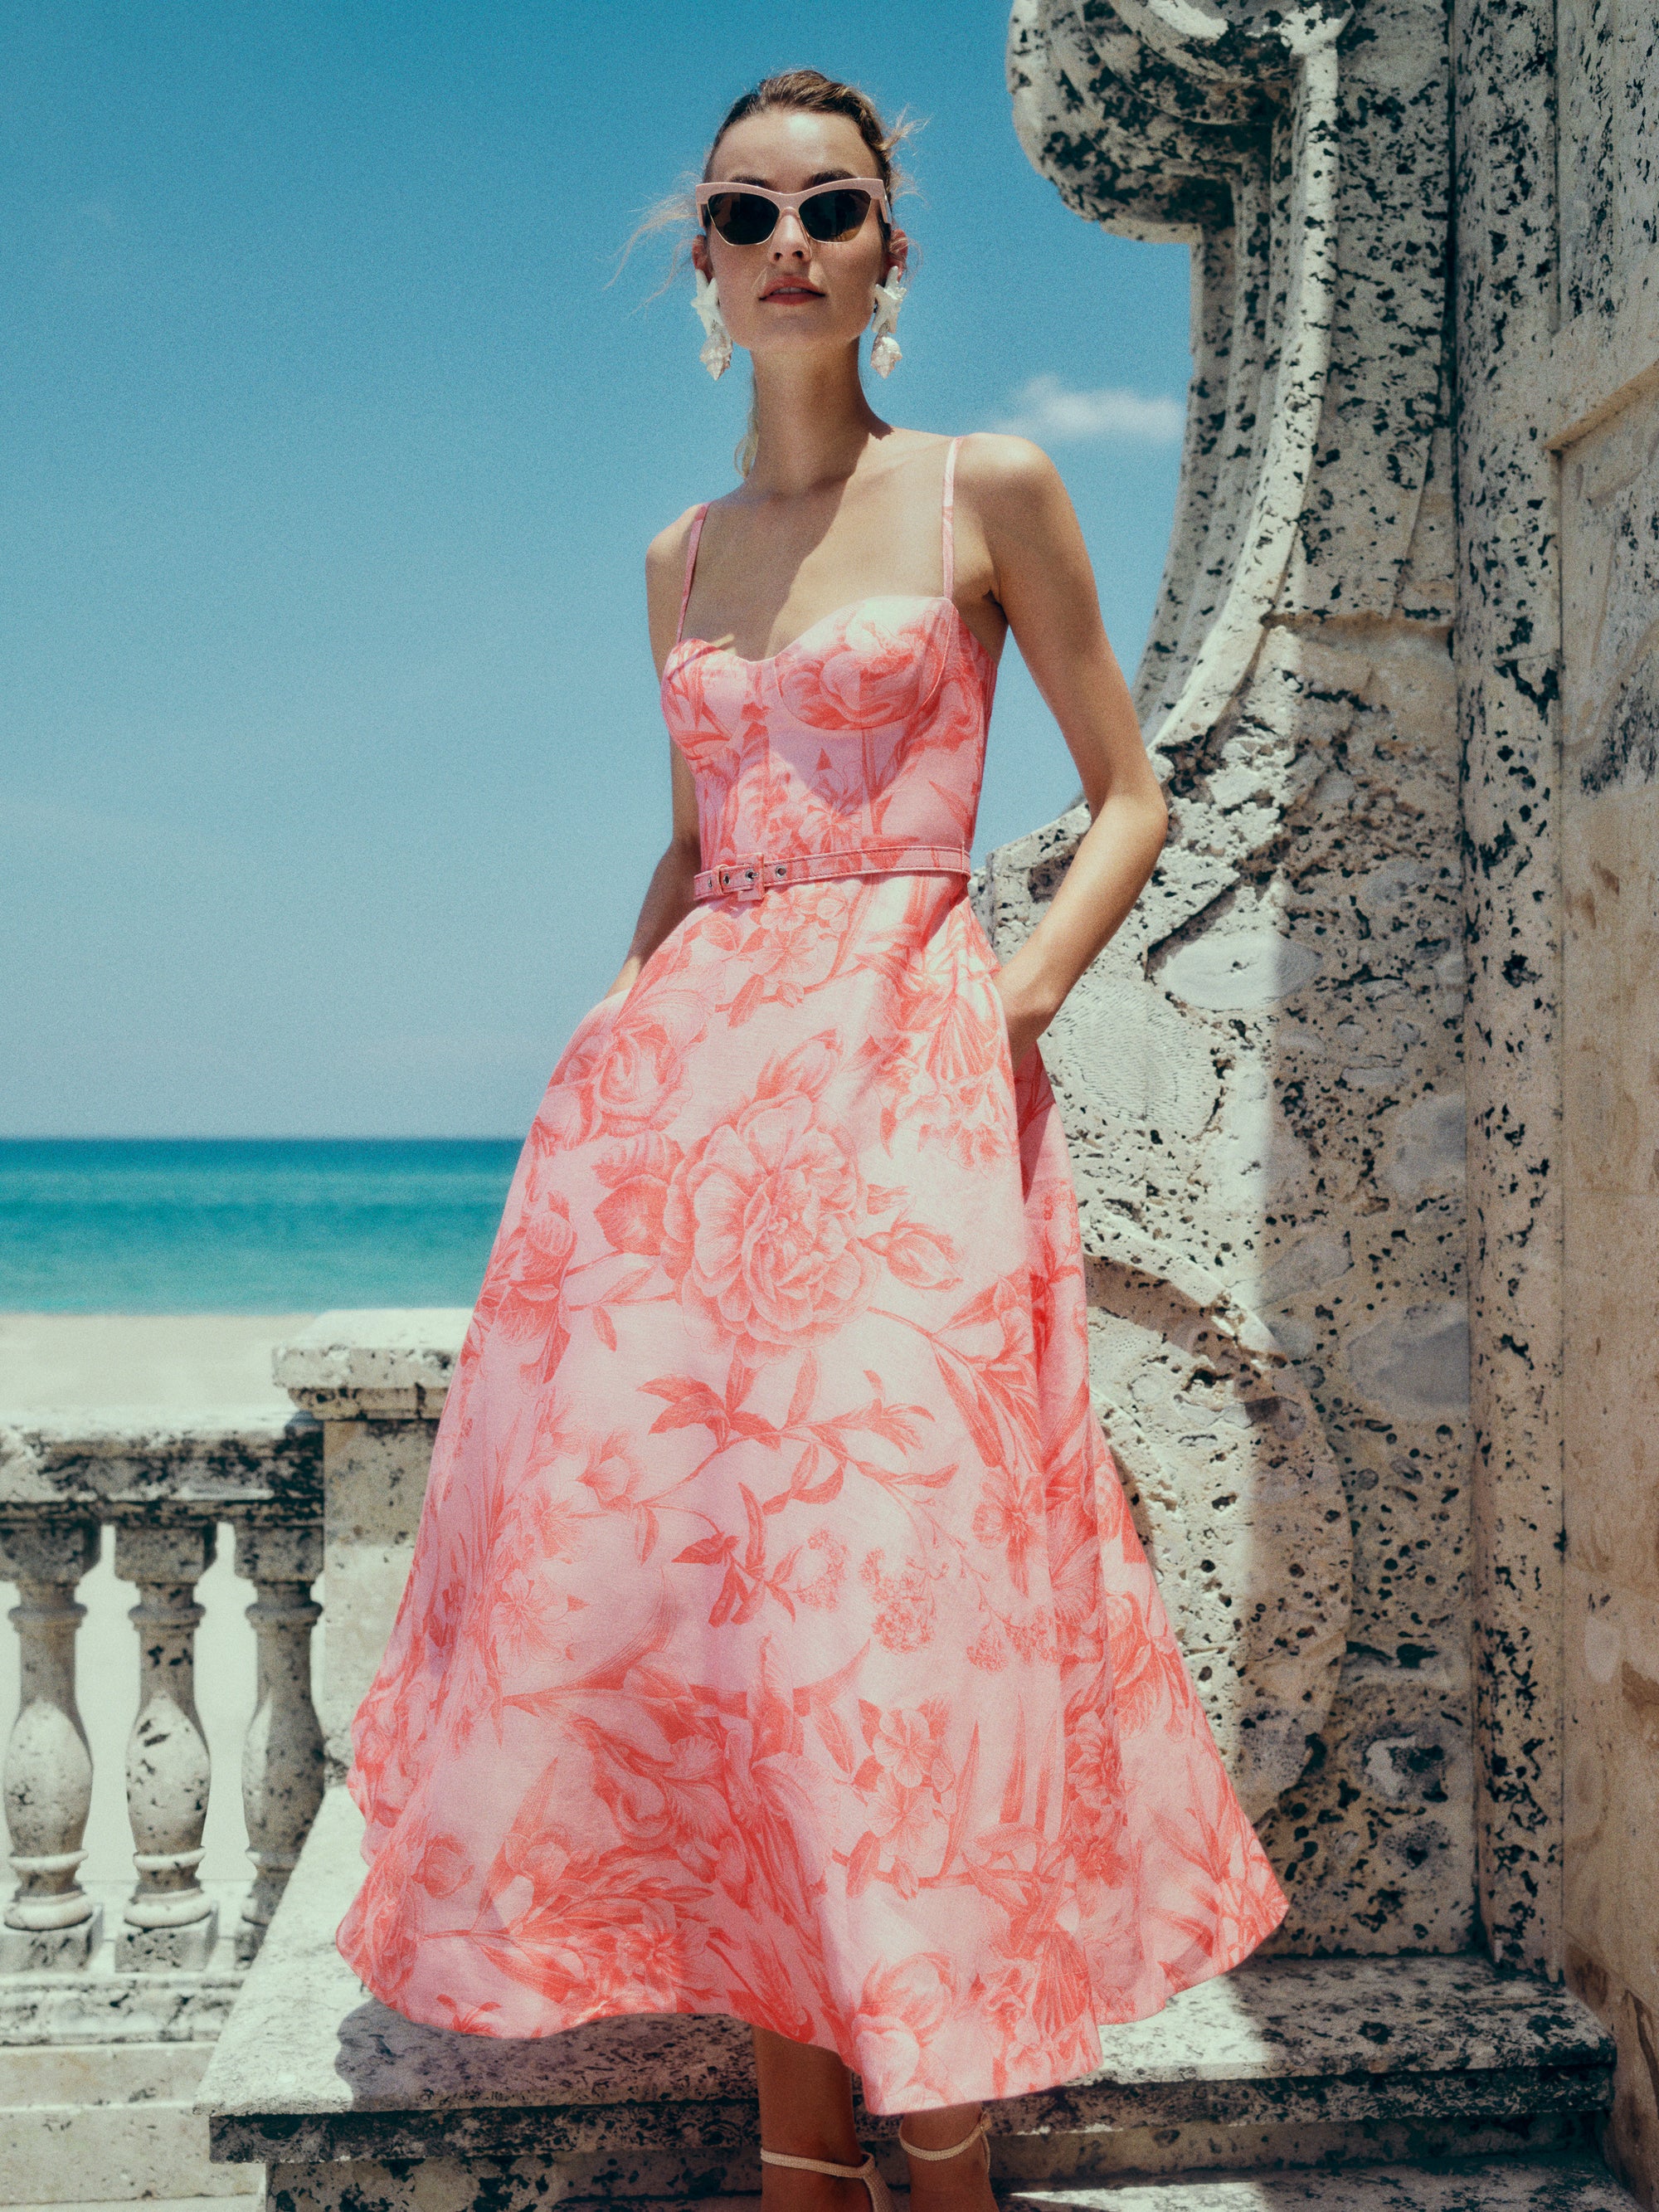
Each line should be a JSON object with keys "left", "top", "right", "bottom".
{"left": 950, "top": 430, "right": 1067, "bottom": 509}
{"left": 948, "top": 434, "right": 1086, "bottom": 610}
{"left": 645, "top": 502, "right": 707, "bottom": 586}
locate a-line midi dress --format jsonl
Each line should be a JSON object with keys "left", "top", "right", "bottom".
{"left": 336, "top": 436, "right": 1288, "bottom": 2115}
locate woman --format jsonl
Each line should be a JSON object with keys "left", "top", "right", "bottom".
{"left": 337, "top": 66, "right": 1287, "bottom": 2212}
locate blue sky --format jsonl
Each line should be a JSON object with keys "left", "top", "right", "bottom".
{"left": 2, "top": 2, "right": 1192, "bottom": 1138}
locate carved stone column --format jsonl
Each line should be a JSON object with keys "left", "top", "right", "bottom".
{"left": 114, "top": 1520, "right": 218, "bottom": 1968}
{"left": 234, "top": 1522, "right": 324, "bottom": 1961}
{"left": 1004, "top": 0, "right": 1464, "bottom": 1954}
{"left": 1009, "top": 0, "right": 1486, "bottom": 1955}
{"left": 0, "top": 1519, "right": 102, "bottom": 1970}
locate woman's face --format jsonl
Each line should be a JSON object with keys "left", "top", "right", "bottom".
{"left": 692, "top": 108, "right": 904, "bottom": 366}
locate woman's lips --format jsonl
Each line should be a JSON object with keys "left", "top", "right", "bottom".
{"left": 761, "top": 285, "right": 825, "bottom": 302}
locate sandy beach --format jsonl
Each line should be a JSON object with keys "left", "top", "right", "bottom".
{"left": 0, "top": 1312, "right": 316, "bottom": 1415}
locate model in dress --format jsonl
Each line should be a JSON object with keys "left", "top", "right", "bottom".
{"left": 336, "top": 66, "right": 1287, "bottom": 2212}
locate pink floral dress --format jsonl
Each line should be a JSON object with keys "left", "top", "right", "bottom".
{"left": 337, "top": 437, "right": 1287, "bottom": 2115}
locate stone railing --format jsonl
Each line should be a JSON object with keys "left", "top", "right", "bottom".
{"left": 0, "top": 1312, "right": 465, "bottom": 1994}
{"left": 0, "top": 1411, "right": 324, "bottom": 1972}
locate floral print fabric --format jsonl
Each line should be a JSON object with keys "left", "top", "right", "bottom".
{"left": 337, "top": 556, "right": 1287, "bottom": 2114}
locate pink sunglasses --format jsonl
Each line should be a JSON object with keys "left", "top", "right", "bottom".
{"left": 695, "top": 178, "right": 892, "bottom": 247}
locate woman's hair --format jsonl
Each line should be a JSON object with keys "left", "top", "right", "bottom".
{"left": 704, "top": 68, "right": 909, "bottom": 207}
{"left": 625, "top": 69, "right": 915, "bottom": 478}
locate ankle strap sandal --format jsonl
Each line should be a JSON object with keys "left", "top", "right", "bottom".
{"left": 760, "top": 2146, "right": 897, "bottom": 2212}
{"left": 897, "top": 2112, "right": 991, "bottom": 2170}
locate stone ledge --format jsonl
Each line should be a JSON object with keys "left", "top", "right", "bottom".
{"left": 246, "top": 2159, "right": 1644, "bottom": 2212}
{"left": 435, "top": 2167, "right": 1646, "bottom": 2203}
{"left": 251, "top": 2160, "right": 1642, "bottom": 2211}
{"left": 253, "top": 2167, "right": 1646, "bottom": 2203}
{"left": 0, "top": 1412, "right": 321, "bottom": 1519}
{"left": 273, "top": 1313, "right": 469, "bottom": 1420}
{"left": 200, "top": 1792, "right": 1615, "bottom": 2171}
{"left": 5, "top": 2202, "right": 248, "bottom": 2212}
{"left": 995, "top": 2165, "right": 1641, "bottom": 2207}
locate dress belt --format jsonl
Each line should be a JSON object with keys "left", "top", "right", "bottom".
{"left": 692, "top": 840, "right": 973, "bottom": 904}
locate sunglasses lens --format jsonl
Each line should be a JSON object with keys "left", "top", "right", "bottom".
{"left": 802, "top": 188, "right": 874, "bottom": 241}
{"left": 706, "top": 192, "right": 777, "bottom": 246}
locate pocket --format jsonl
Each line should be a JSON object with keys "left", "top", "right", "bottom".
{"left": 987, "top": 974, "right": 1017, "bottom": 1096}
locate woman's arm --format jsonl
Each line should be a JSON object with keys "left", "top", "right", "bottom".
{"left": 603, "top": 514, "right": 707, "bottom": 999}
{"left": 959, "top": 434, "right": 1169, "bottom": 1068}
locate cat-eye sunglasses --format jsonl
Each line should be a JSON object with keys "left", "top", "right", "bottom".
{"left": 695, "top": 178, "right": 892, "bottom": 247}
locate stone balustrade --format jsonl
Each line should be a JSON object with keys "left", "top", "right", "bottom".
{"left": 0, "top": 1410, "right": 324, "bottom": 1973}
{"left": 0, "top": 1314, "right": 472, "bottom": 1995}
{"left": 0, "top": 1316, "right": 469, "bottom": 2210}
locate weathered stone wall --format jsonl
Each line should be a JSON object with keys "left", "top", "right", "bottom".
{"left": 1452, "top": 0, "right": 1571, "bottom": 1993}
{"left": 1003, "top": 0, "right": 1659, "bottom": 2198}
{"left": 1452, "top": 0, "right": 1659, "bottom": 2188}
{"left": 1000, "top": 0, "right": 1470, "bottom": 1953}
{"left": 1552, "top": 5, "right": 1659, "bottom": 2180}
{"left": 1561, "top": 382, "right": 1659, "bottom": 2206}
{"left": 1559, "top": 0, "right": 1658, "bottom": 327}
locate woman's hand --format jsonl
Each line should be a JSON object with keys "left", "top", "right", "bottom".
{"left": 992, "top": 962, "right": 1057, "bottom": 1074}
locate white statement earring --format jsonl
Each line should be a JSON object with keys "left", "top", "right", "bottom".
{"left": 692, "top": 269, "right": 732, "bottom": 380}
{"left": 869, "top": 272, "right": 907, "bottom": 378}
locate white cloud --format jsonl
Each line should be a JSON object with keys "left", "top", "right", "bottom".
{"left": 994, "top": 373, "right": 1186, "bottom": 445}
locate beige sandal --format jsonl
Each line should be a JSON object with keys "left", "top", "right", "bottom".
{"left": 898, "top": 2112, "right": 992, "bottom": 2173}
{"left": 760, "top": 2146, "right": 898, "bottom": 2212}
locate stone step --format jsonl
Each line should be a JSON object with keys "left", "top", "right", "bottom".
{"left": 6, "top": 2202, "right": 241, "bottom": 2212}
{"left": 0, "top": 2180, "right": 1635, "bottom": 2212}
{"left": 245, "top": 2161, "right": 1644, "bottom": 2212}
{"left": 199, "top": 1791, "right": 1620, "bottom": 2206}
{"left": 1000, "top": 2166, "right": 1642, "bottom": 2206}
{"left": 628, "top": 2170, "right": 1642, "bottom": 2211}
{"left": 0, "top": 2044, "right": 257, "bottom": 2208}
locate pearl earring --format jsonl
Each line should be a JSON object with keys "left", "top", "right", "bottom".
{"left": 693, "top": 269, "right": 732, "bottom": 380}
{"left": 869, "top": 272, "right": 907, "bottom": 378}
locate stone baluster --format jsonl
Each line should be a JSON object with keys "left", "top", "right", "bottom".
{"left": 114, "top": 1521, "right": 218, "bottom": 1968}
{"left": 233, "top": 1523, "right": 324, "bottom": 1961}
{"left": 0, "top": 1520, "right": 102, "bottom": 1970}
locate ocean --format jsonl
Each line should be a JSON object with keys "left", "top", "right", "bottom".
{"left": 0, "top": 1138, "right": 523, "bottom": 1313}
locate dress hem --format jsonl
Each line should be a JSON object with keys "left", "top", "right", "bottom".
{"left": 332, "top": 1882, "right": 1288, "bottom": 2118}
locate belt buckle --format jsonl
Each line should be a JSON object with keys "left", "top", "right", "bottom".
{"left": 717, "top": 854, "right": 793, "bottom": 901}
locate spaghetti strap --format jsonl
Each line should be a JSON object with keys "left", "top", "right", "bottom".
{"left": 675, "top": 504, "right": 709, "bottom": 646}
{"left": 941, "top": 436, "right": 961, "bottom": 602}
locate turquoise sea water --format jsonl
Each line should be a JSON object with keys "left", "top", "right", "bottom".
{"left": 0, "top": 1139, "right": 523, "bottom": 1312}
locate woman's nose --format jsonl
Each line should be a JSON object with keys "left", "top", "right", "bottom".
{"left": 769, "top": 210, "right": 811, "bottom": 256}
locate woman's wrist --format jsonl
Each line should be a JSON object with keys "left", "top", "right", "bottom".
{"left": 996, "top": 953, "right": 1067, "bottom": 1030}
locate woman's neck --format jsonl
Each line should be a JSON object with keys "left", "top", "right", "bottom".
{"left": 742, "top": 343, "right": 892, "bottom": 498}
